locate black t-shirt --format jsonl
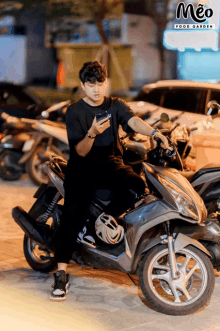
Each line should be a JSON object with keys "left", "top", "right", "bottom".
{"left": 65, "top": 96, "right": 135, "bottom": 174}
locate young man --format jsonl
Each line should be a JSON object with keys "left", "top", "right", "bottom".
{"left": 50, "top": 61, "right": 169, "bottom": 301}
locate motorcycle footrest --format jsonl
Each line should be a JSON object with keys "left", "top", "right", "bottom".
{"left": 40, "top": 255, "right": 55, "bottom": 261}
{"left": 11, "top": 206, "right": 49, "bottom": 247}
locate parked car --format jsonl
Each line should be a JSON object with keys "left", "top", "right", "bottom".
{"left": 0, "top": 82, "right": 52, "bottom": 132}
{"left": 0, "top": 82, "right": 49, "bottom": 115}
{"left": 0, "top": 82, "right": 68, "bottom": 131}
{"left": 129, "top": 80, "right": 220, "bottom": 128}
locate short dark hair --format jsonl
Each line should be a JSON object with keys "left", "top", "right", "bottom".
{"left": 79, "top": 61, "right": 107, "bottom": 84}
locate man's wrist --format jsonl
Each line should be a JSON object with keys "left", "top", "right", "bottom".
{"left": 151, "top": 129, "right": 157, "bottom": 136}
{"left": 87, "top": 129, "right": 96, "bottom": 139}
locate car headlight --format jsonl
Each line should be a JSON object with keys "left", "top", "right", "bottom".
{"left": 158, "top": 175, "right": 199, "bottom": 221}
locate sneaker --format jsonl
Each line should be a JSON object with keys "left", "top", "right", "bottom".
{"left": 49, "top": 270, "right": 70, "bottom": 301}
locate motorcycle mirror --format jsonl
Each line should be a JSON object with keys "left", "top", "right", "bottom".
{"left": 207, "top": 100, "right": 220, "bottom": 116}
{"left": 41, "top": 111, "right": 49, "bottom": 118}
{"left": 160, "top": 113, "right": 169, "bottom": 123}
{"left": 207, "top": 100, "right": 218, "bottom": 109}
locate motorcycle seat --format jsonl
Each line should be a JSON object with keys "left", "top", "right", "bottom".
{"left": 189, "top": 163, "right": 220, "bottom": 182}
{"left": 179, "top": 171, "right": 195, "bottom": 182}
{"left": 93, "top": 189, "right": 113, "bottom": 202}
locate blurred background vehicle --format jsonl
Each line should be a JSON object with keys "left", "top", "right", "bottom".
{"left": 22, "top": 119, "right": 69, "bottom": 186}
{"left": 0, "top": 82, "right": 49, "bottom": 117}
{"left": 0, "top": 102, "right": 70, "bottom": 184}
{"left": 129, "top": 80, "right": 220, "bottom": 128}
{"left": 0, "top": 82, "right": 77, "bottom": 132}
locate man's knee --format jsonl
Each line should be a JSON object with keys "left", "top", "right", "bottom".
{"left": 121, "top": 170, "right": 145, "bottom": 196}
{"left": 131, "top": 175, "right": 146, "bottom": 195}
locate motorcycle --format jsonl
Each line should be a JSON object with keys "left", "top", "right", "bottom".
{"left": 0, "top": 114, "right": 35, "bottom": 181}
{"left": 18, "top": 119, "right": 69, "bottom": 186}
{"left": 122, "top": 111, "right": 220, "bottom": 219}
{"left": 12, "top": 137, "right": 220, "bottom": 315}
{"left": 0, "top": 101, "right": 70, "bottom": 183}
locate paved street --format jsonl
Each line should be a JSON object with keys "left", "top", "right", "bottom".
{"left": 1, "top": 175, "right": 220, "bottom": 330}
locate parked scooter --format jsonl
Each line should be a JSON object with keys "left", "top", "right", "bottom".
{"left": 12, "top": 135, "right": 220, "bottom": 315}
{"left": 0, "top": 101, "right": 70, "bottom": 182}
{"left": 0, "top": 114, "right": 35, "bottom": 181}
{"left": 18, "top": 119, "right": 69, "bottom": 185}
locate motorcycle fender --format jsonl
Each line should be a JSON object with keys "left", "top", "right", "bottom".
{"left": 139, "top": 233, "right": 211, "bottom": 266}
{"left": 18, "top": 133, "right": 50, "bottom": 164}
{"left": 174, "top": 233, "right": 211, "bottom": 257}
{"left": 141, "top": 237, "right": 163, "bottom": 255}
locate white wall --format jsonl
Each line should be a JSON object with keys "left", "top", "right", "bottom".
{"left": 16, "top": 9, "right": 56, "bottom": 84}
{"left": 0, "top": 36, "right": 27, "bottom": 83}
{"left": 122, "top": 13, "right": 177, "bottom": 87}
{"left": 122, "top": 13, "right": 160, "bottom": 86}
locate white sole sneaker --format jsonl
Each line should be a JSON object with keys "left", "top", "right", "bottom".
{"left": 49, "top": 282, "right": 70, "bottom": 301}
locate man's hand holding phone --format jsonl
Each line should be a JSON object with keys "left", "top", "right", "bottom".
{"left": 88, "top": 114, "right": 110, "bottom": 137}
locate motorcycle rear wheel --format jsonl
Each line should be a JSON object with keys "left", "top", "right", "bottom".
{"left": 23, "top": 234, "right": 57, "bottom": 273}
{"left": 23, "top": 205, "right": 57, "bottom": 273}
{"left": 139, "top": 245, "right": 214, "bottom": 315}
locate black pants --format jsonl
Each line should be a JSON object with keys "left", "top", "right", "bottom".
{"left": 54, "top": 156, "right": 146, "bottom": 263}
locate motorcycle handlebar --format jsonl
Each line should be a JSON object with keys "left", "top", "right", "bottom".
{"left": 0, "top": 112, "right": 28, "bottom": 130}
{"left": 170, "top": 122, "right": 180, "bottom": 133}
{"left": 152, "top": 134, "right": 174, "bottom": 153}
{"left": 153, "top": 136, "right": 161, "bottom": 142}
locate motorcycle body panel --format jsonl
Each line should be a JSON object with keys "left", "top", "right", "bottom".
{"left": 80, "top": 217, "right": 216, "bottom": 274}
{"left": 0, "top": 135, "right": 26, "bottom": 150}
{"left": 142, "top": 162, "right": 207, "bottom": 224}
{"left": 15, "top": 180, "right": 214, "bottom": 274}
{"left": 11, "top": 156, "right": 220, "bottom": 275}
{"left": 191, "top": 170, "right": 220, "bottom": 203}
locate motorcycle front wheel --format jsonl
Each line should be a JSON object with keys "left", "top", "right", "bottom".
{"left": 139, "top": 245, "right": 215, "bottom": 315}
{"left": 25, "top": 145, "right": 62, "bottom": 185}
{"left": 0, "top": 150, "right": 23, "bottom": 181}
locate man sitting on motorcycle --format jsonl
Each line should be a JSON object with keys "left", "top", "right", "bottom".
{"left": 50, "top": 61, "right": 169, "bottom": 301}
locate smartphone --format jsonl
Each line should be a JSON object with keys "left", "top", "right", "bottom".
{"left": 96, "top": 111, "right": 108, "bottom": 122}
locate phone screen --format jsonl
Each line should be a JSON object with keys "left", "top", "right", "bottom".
{"left": 96, "top": 112, "right": 108, "bottom": 122}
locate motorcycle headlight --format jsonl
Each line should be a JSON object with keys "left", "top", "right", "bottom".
{"left": 158, "top": 175, "right": 199, "bottom": 221}
{"left": 1, "top": 135, "right": 12, "bottom": 143}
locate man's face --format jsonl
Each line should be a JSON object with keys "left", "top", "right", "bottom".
{"left": 81, "top": 80, "right": 107, "bottom": 102}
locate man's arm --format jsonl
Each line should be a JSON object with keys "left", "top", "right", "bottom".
{"left": 128, "top": 116, "right": 154, "bottom": 136}
{"left": 115, "top": 98, "right": 169, "bottom": 148}
{"left": 128, "top": 116, "right": 169, "bottom": 148}
{"left": 75, "top": 116, "right": 110, "bottom": 157}
{"left": 75, "top": 132, "right": 96, "bottom": 157}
